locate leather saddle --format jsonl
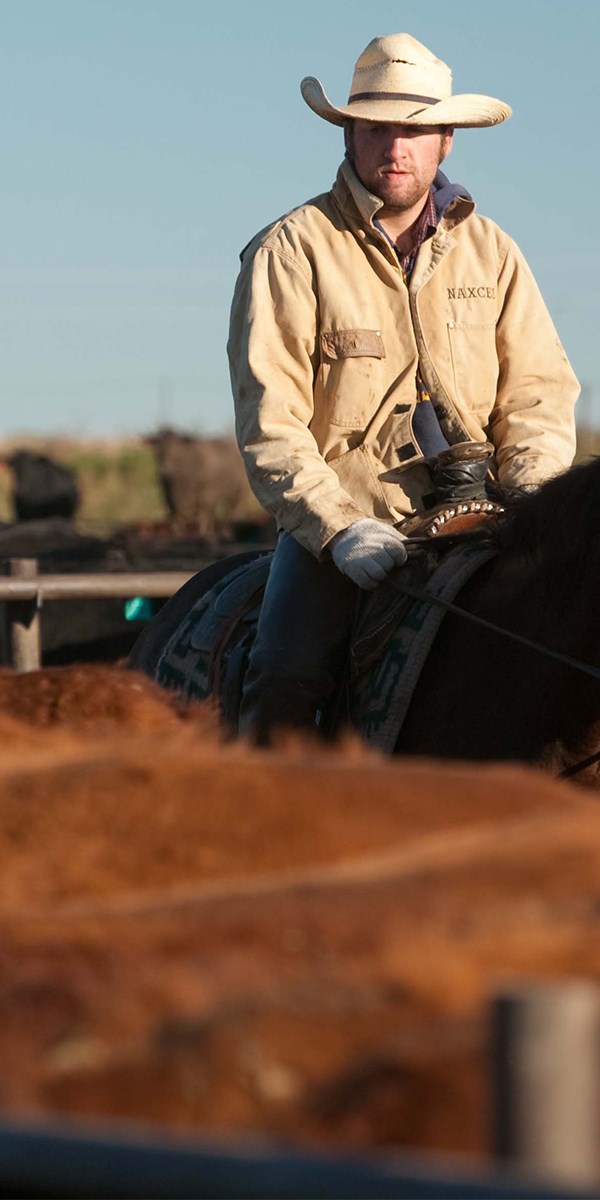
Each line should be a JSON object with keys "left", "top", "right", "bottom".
{"left": 398, "top": 440, "right": 503, "bottom": 541}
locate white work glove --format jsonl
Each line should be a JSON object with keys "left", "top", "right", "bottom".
{"left": 330, "top": 518, "right": 408, "bottom": 590}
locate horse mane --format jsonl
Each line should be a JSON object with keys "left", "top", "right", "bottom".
{"left": 488, "top": 457, "right": 600, "bottom": 577}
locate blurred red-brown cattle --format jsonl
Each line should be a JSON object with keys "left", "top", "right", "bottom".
{"left": 0, "top": 667, "right": 594, "bottom": 1162}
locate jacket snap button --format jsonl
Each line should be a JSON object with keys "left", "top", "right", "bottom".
{"left": 448, "top": 321, "right": 455, "bottom": 329}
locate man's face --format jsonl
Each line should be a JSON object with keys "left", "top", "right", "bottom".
{"left": 347, "top": 120, "right": 453, "bottom": 211}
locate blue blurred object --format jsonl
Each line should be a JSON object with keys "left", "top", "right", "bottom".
{"left": 124, "top": 596, "right": 154, "bottom": 622}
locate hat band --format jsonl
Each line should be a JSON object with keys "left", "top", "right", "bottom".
{"left": 349, "top": 91, "right": 439, "bottom": 105}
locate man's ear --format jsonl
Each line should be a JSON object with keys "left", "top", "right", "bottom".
{"left": 440, "top": 130, "right": 454, "bottom": 162}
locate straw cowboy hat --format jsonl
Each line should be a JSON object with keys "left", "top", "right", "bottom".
{"left": 301, "top": 34, "right": 511, "bottom": 129}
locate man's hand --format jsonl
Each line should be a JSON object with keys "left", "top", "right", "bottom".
{"left": 330, "top": 518, "right": 408, "bottom": 590}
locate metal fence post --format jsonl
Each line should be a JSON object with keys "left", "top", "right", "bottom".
{"left": 492, "top": 981, "right": 600, "bottom": 1185}
{"left": 7, "top": 559, "right": 40, "bottom": 673}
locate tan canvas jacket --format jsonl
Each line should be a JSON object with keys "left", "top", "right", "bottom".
{"left": 229, "top": 160, "right": 579, "bottom": 559}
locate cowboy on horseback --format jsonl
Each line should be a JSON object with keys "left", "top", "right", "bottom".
{"left": 228, "top": 33, "right": 579, "bottom": 743}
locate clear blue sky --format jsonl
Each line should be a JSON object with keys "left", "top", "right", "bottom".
{"left": 0, "top": 0, "right": 597, "bottom": 435}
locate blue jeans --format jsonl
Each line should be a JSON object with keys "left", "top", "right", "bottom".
{"left": 239, "top": 531, "right": 359, "bottom": 742}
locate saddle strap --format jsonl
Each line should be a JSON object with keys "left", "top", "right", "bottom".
{"left": 355, "top": 544, "right": 498, "bottom": 753}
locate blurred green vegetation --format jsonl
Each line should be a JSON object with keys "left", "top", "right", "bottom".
{"left": 70, "top": 443, "right": 168, "bottom": 532}
{"left": 0, "top": 427, "right": 596, "bottom": 534}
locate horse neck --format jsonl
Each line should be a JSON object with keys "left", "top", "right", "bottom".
{"left": 398, "top": 548, "right": 600, "bottom": 765}
{"left": 472, "top": 547, "right": 600, "bottom": 748}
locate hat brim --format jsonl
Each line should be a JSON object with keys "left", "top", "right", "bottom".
{"left": 301, "top": 76, "right": 512, "bottom": 129}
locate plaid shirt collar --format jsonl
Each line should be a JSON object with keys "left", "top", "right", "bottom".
{"left": 375, "top": 188, "right": 438, "bottom": 278}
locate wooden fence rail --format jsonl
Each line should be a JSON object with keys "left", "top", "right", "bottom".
{"left": 1, "top": 566, "right": 195, "bottom": 601}
{"left": 2, "top": 558, "right": 195, "bottom": 672}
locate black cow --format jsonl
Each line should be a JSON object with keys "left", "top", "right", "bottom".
{"left": 145, "top": 428, "right": 256, "bottom": 535}
{"left": 7, "top": 450, "right": 80, "bottom": 522}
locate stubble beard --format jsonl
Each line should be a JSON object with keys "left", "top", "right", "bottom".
{"left": 369, "top": 170, "right": 432, "bottom": 212}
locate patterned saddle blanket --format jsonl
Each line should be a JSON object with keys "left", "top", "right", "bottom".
{"left": 155, "top": 541, "right": 496, "bottom": 751}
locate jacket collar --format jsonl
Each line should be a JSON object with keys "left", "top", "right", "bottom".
{"left": 333, "top": 158, "right": 474, "bottom": 232}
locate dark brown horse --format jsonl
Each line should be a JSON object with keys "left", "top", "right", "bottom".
{"left": 127, "top": 457, "right": 600, "bottom": 782}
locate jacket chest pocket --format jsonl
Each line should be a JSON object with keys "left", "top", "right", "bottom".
{"left": 447, "top": 321, "right": 498, "bottom": 417}
{"left": 320, "top": 328, "right": 386, "bottom": 428}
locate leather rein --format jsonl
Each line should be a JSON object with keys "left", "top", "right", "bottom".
{"left": 388, "top": 537, "right": 600, "bottom": 782}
